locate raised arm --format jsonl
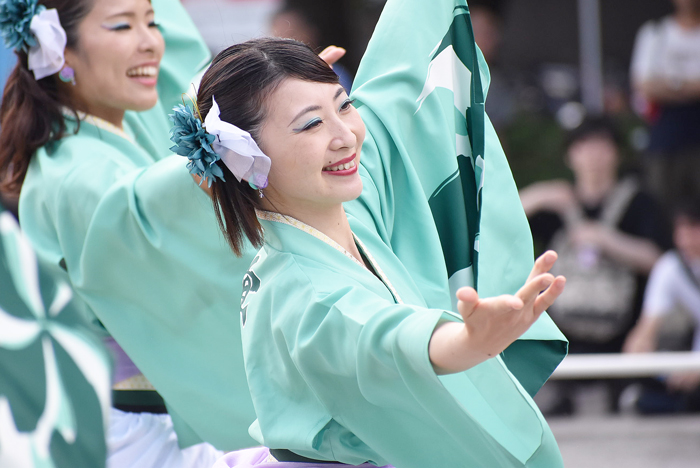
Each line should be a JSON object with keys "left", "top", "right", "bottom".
{"left": 247, "top": 265, "right": 557, "bottom": 467}
{"left": 344, "top": 0, "right": 567, "bottom": 395}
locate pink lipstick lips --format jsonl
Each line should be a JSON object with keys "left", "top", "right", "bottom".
{"left": 322, "top": 154, "right": 358, "bottom": 176}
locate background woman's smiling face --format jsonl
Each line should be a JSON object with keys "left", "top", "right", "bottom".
{"left": 63, "top": 0, "right": 164, "bottom": 125}
{"left": 257, "top": 78, "right": 365, "bottom": 216}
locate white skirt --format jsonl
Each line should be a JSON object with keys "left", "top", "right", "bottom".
{"left": 107, "top": 408, "right": 224, "bottom": 468}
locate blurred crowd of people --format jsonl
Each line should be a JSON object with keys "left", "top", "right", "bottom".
{"left": 509, "top": 0, "right": 700, "bottom": 416}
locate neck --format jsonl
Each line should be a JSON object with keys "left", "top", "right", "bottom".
{"left": 676, "top": 9, "right": 700, "bottom": 28}
{"left": 261, "top": 200, "right": 363, "bottom": 263}
{"left": 83, "top": 107, "right": 125, "bottom": 129}
{"left": 575, "top": 174, "right": 616, "bottom": 206}
{"left": 68, "top": 93, "right": 125, "bottom": 128}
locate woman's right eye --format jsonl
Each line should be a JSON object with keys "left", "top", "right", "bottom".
{"left": 305, "top": 119, "right": 323, "bottom": 130}
{"left": 295, "top": 118, "right": 323, "bottom": 133}
{"left": 107, "top": 23, "right": 131, "bottom": 31}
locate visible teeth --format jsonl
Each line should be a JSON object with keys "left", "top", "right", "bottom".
{"left": 324, "top": 159, "right": 356, "bottom": 172}
{"left": 127, "top": 66, "right": 158, "bottom": 77}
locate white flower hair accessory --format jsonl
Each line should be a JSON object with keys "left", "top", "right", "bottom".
{"left": 0, "top": 0, "right": 67, "bottom": 80}
{"left": 28, "top": 8, "right": 66, "bottom": 80}
{"left": 204, "top": 97, "right": 271, "bottom": 189}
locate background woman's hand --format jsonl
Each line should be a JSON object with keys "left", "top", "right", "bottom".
{"left": 429, "top": 251, "right": 566, "bottom": 374}
{"left": 319, "top": 46, "right": 346, "bottom": 66}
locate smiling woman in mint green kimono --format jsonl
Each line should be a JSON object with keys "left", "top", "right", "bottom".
{"left": 186, "top": 31, "right": 567, "bottom": 468}
{"left": 0, "top": 0, "right": 347, "bottom": 457}
{"left": 0, "top": 0, "right": 251, "bottom": 463}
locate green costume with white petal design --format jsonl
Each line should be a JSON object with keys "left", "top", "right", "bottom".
{"left": 0, "top": 205, "right": 111, "bottom": 468}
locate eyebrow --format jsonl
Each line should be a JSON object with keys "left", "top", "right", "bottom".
{"left": 288, "top": 86, "right": 346, "bottom": 126}
{"left": 105, "top": 9, "right": 154, "bottom": 20}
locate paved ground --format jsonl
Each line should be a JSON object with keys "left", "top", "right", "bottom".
{"left": 548, "top": 414, "right": 700, "bottom": 468}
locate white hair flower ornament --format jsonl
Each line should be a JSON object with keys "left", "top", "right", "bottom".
{"left": 0, "top": 0, "right": 68, "bottom": 80}
{"left": 169, "top": 96, "right": 271, "bottom": 190}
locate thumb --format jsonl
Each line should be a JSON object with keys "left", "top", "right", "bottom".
{"left": 456, "top": 287, "right": 479, "bottom": 320}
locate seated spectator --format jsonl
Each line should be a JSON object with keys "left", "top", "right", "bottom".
{"left": 520, "top": 117, "right": 672, "bottom": 414}
{"left": 623, "top": 198, "right": 700, "bottom": 412}
{"left": 630, "top": 0, "right": 700, "bottom": 208}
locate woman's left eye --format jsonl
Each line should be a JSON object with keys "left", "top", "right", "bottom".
{"left": 149, "top": 21, "right": 161, "bottom": 30}
{"left": 339, "top": 99, "right": 355, "bottom": 112}
{"left": 108, "top": 23, "right": 131, "bottom": 31}
{"left": 294, "top": 118, "right": 323, "bottom": 133}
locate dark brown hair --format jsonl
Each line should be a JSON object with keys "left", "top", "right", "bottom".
{"left": 0, "top": 0, "right": 93, "bottom": 194}
{"left": 197, "top": 37, "right": 339, "bottom": 256}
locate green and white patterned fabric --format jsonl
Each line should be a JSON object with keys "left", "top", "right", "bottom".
{"left": 348, "top": 0, "right": 567, "bottom": 396}
{"left": 0, "top": 205, "right": 111, "bottom": 468}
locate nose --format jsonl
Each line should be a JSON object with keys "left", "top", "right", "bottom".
{"left": 329, "top": 116, "right": 357, "bottom": 152}
{"left": 138, "top": 24, "right": 164, "bottom": 56}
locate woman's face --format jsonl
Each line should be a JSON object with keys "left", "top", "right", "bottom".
{"left": 567, "top": 134, "right": 619, "bottom": 183}
{"left": 63, "top": 0, "right": 164, "bottom": 124}
{"left": 257, "top": 78, "right": 365, "bottom": 216}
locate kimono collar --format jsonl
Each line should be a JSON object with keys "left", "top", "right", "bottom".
{"left": 62, "top": 108, "right": 133, "bottom": 143}
{"left": 256, "top": 209, "right": 404, "bottom": 304}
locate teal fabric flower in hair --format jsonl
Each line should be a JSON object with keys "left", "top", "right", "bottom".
{"left": 0, "top": 0, "right": 46, "bottom": 52}
{"left": 169, "top": 103, "right": 225, "bottom": 187}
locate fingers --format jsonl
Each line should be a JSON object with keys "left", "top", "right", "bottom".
{"left": 527, "top": 250, "right": 558, "bottom": 281}
{"left": 456, "top": 287, "right": 479, "bottom": 320}
{"left": 319, "top": 46, "right": 346, "bottom": 66}
{"left": 457, "top": 286, "right": 524, "bottom": 323}
{"left": 532, "top": 275, "right": 566, "bottom": 316}
{"left": 517, "top": 272, "right": 555, "bottom": 305}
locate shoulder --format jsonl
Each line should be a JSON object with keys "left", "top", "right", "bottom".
{"left": 31, "top": 127, "right": 139, "bottom": 188}
{"left": 253, "top": 245, "right": 360, "bottom": 299}
{"left": 622, "top": 188, "right": 657, "bottom": 219}
{"left": 617, "top": 181, "right": 672, "bottom": 242}
{"left": 651, "top": 251, "right": 683, "bottom": 277}
{"left": 635, "top": 18, "right": 668, "bottom": 42}
{"left": 20, "top": 130, "right": 144, "bottom": 235}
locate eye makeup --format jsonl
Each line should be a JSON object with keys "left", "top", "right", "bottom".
{"left": 102, "top": 22, "right": 131, "bottom": 31}
{"left": 294, "top": 117, "right": 323, "bottom": 133}
{"left": 338, "top": 98, "right": 356, "bottom": 112}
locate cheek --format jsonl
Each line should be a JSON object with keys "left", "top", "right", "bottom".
{"left": 154, "top": 33, "right": 166, "bottom": 59}
{"left": 354, "top": 116, "right": 367, "bottom": 149}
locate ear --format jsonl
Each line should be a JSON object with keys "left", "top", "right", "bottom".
{"left": 62, "top": 47, "right": 77, "bottom": 70}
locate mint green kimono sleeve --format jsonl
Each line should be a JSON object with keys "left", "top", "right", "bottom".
{"left": 246, "top": 260, "right": 562, "bottom": 467}
{"left": 19, "top": 131, "right": 258, "bottom": 450}
{"left": 68, "top": 159, "right": 257, "bottom": 450}
{"left": 348, "top": 0, "right": 567, "bottom": 395}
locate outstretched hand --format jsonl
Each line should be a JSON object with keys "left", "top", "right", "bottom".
{"left": 429, "top": 251, "right": 566, "bottom": 374}
{"left": 319, "top": 46, "right": 346, "bottom": 66}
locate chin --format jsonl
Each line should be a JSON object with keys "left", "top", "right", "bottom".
{"left": 128, "top": 94, "right": 159, "bottom": 112}
{"left": 343, "top": 180, "right": 364, "bottom": 202}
